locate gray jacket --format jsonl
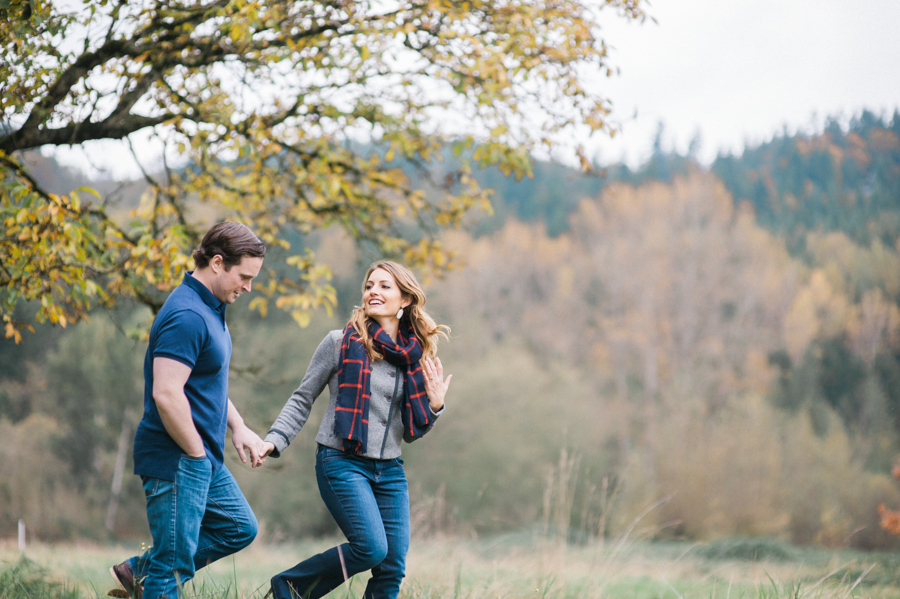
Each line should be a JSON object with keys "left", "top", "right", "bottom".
{"left": 265, "top": 329, "right": 443, "bottom": 460}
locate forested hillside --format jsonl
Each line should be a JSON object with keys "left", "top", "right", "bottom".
{"left": 3, "top": 112, "right": 900, "bottom": 550}
{"left": 713, "top": 111, "right": 900, "bottom": 252}
{"left": 481, "top": 110, "right": 900, "bottom": 250}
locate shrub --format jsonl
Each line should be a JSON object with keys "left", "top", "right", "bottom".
{"left": 695, "top": 536, "right": 798, "bottom": 562}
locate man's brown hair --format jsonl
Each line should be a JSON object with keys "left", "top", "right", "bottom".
{"left": 192, "top": 222, "right": 266, "bottom": 269}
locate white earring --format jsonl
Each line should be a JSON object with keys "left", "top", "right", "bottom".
{"left": 396, "top": 308, "right": 404, "bottom": 319}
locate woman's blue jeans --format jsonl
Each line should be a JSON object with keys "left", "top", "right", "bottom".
{"left": 126, "top": 455, "right": 258, "bottom": 599}
{"left": 271, "top": 445, "right": 410, "bottom": 599}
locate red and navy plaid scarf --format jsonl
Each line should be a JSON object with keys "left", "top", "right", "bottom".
{"left": 334, "top": 320, "right": 433, "bottom": 454}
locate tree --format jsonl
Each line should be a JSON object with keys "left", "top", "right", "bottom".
{"left": 568, "top": 172, "right": 797, "bottom": 409}
{"left": 1, "top": 0, "right": 645, "bottom": 341}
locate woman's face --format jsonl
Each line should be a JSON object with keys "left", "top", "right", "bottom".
{"left": 363, "top": 268, "right": 409, "bottom": 320}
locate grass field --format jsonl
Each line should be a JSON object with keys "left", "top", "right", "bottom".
{"left": 3, "top": 534, "right": 900, "bottom": 598}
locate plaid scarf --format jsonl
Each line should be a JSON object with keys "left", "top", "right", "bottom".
{"left": 334, "top": 321, "right": 433, "bottom": 454}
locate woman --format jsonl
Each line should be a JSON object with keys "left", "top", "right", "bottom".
{"left": 261, "top": 261, "right": 451, "bottom": 599}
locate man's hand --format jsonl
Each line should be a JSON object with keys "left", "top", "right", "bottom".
{"left": 226, "top": 399, "right": 268, "bottom": 468}
{"left": 231, "top": 423, "right": 266, "bottom": 468}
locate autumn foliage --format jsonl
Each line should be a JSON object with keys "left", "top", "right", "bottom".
{"left": 5, "top": 155, "right": 900, "bottom": 547}
{"left": 878, "top": 462, "right": 900, "bottom": 536}
{"left": 1, "top": 0, "right": 645, "bottom": 340}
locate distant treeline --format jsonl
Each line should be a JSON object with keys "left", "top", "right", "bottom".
{"left": 476, "top": 110, "right": 900, "bottom": 249}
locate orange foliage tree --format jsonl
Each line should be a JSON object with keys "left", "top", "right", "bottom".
{"left": 878, "top": 462, "right": 900, "bottom": 536}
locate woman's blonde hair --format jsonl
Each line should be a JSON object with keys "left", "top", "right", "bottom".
{"left": 348, "top": 261, "right": 450, "bottom": 361}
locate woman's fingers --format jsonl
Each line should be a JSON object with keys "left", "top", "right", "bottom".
{"left": 423, "top": 358, "right": 443, "bottom": 377}
{"left": 260, "top": 441, "right": 275, "bottom": 459}
{"left": 422, "top": 358, "right": 449, "bottom": 398}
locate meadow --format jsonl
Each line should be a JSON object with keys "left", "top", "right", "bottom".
{"left": 3, "top": 534, "right": 900, "bottom": 599}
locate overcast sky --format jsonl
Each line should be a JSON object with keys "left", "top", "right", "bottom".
{"left": 590, "top": 0, "right": 900, "bottom": 166}
{"left": 47, "top": 0, "right": 900, "bottom": 179}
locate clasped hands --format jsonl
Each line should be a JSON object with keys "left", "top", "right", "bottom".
{"left": 231, "top": 422, "right": 270, "bottom": 469}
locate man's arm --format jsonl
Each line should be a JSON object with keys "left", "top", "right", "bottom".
{"left": 153, "top": 357, "right": 205, "bottom": 458}
{"left": 228, "top": 399, "right": 265, "bottom": 468}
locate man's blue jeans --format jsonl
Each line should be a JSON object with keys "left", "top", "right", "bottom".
{"left": 127, "top": 455, "right": 258, "bottom": 599}
{"left": 271, "top": 446, "right": 410, "bottom": 599}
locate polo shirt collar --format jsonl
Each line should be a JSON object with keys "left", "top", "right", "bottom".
{"left": 183, "top": 271, "right": 227, "bottom": 319}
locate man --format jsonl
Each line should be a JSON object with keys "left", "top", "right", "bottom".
{"left": 110, "top": 221, "right": 268, "bottom": 599}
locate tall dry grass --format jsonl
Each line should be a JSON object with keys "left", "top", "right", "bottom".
{"left": 3, "top": 534, "right": 900, "bottom": 599}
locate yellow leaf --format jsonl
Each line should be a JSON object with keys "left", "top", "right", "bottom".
{"left": 292, "top": 310, "right": 311, "bottom": 328}
{"left": 249, "top": 296, "right": 268, "bottom": 317}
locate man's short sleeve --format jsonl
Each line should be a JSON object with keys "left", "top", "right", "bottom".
{"left": 152, "top": 310, "right": 207, "bottom": 369}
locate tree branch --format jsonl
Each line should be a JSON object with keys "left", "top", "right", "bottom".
{"left": 0, "top": 113, "right": 174, "bottom": 153}
{"left": 1, "top": 155, "right": 55, "bottom": 201}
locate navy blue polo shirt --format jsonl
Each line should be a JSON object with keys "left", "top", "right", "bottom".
{"left": 133, "top": 271, "right": 232, "bottom": 481}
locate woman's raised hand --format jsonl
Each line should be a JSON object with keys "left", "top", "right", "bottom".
{"left": 422, "top": 357, "right": 451, "bottom": 412}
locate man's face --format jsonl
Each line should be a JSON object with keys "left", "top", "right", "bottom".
{"left": 211, "top": 255, "right": 264, "bottom": 304}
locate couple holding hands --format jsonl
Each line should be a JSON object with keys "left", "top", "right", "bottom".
{"left": 109, "top": 222, "right": 451, "bottom": 599}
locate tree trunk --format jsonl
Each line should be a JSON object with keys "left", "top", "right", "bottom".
{"left": 106, "top": 409, "right": 134, "bottom": 534}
